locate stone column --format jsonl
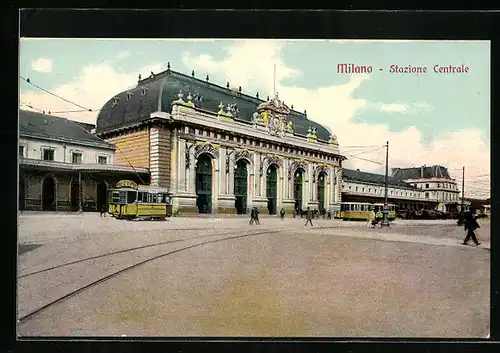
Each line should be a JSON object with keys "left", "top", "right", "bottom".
{"left": 252, "top": 152, "right": 269, "bottom": 214}
{"left": 213, "top": 154, "right": 220, "bottom": 214}
{"left": 188, "top": 144, "right": 196, "bottom": 193}
{"left": 178, "top": 139, "right": 187, "bottom": 191}
{"left": 170, "top": 129, "right": 178, "bottom": 195}
{"left": 216, "top": 147, "right": 236, "bottom": 214}
{"left": 254, "top": 153, "right": 261, "bottom": 196}
{"left": 219, "top": 147, "right": 227, "bottom": 194}
{"left": 78, "top": 171, "right": 83, "bottom": 212}
{"left": 280, "top": 158, "right": 295, "bottom": 215}
{"left": 228, "top": 150, "right": 236, "bottom": 196}
{"left": 282, "top": 158, "right": 289, "bottom": 199}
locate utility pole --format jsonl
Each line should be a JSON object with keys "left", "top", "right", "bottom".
{"left": 459, "top": 165, "right": 465, "bottom": 225}
{"left": 381, "top": 141, "right": 390, "bottom": 227}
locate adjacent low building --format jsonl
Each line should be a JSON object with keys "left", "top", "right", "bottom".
{"left": 341, "top": 168, "right": 436, "bottom": 210}
{"left": 18, "top": 110, "right": 150, "bottom": 212}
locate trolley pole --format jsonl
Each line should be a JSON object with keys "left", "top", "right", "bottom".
{"left": 381, "top": 141, "right": 390, "bottom": 227}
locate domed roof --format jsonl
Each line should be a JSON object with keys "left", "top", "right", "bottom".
{"left": 96, "top": 69, "right": 332, "bottom": 141}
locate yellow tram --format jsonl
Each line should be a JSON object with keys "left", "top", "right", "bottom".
{"left": 372, "top": 203, "right": 397, "bottom": 221}
{"left": 339, "top": 202, "right": 373, "bottom": 221}
{"left": 108, "top": 180, "right": 173, "bottom": 220}
{"left": 339, "top": 202, "right": 397, "bottom": 221}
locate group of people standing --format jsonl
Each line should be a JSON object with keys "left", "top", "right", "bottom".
{"left": 249, "top": 206, "right": 317, "bottom": 226}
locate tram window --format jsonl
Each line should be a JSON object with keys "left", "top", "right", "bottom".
{"left": 137, "top": 192, "right": 146, "bottom": 202}
{"left": 127, "top": 191, "right": 137, "bottom": 203}
{"left": 111, "top": 191, "right": 120, "bottom": 203}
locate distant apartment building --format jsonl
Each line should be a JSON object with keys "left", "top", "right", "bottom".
{"left": 391, "top": 165, "right": 460, "bottom": 213}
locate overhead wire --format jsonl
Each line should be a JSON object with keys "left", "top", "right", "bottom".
{"left": 20, "top": 75, "right": 94, "bottom": 112}
{"left": 20, "top": 101, "right": 44, "bottom": 113}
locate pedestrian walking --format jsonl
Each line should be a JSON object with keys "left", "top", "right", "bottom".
{"left": 304, "top": 206, "right": 313, "bottom": 226}
{"left": 280, "top": 208, "right": 285, "bottom": 219}
{"left": 327, "top": 210, "right": 332, "bottom": 220}
{"left": 462, "top": 211, "right": 481, "bottom": 246}
{"left": 367, "top": 209, "right": 376, "bottom": 227}
{"left": 100, "top": 204, "right": 107, "bottom": 217}
{"left": 249, "top": 207, "right": 260, "bottom": 225}
{"left": 254, "top": 207, "right": 260, "bottom": 225}
{"left": 249, "top": 207, "right": 256, "bottom": 224}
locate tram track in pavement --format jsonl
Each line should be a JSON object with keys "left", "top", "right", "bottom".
{"left": 18, "top": 228, "right": 288, "bottom": 324}
{"left": 18, "top": 228, "right": 240, "bottom": 278}
{"left": 18, "top": 227, "right": 239, "bottom": 246}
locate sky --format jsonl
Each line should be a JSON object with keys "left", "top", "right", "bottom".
{"left": 19, "top": 39, "right": 490, "bottom": 199}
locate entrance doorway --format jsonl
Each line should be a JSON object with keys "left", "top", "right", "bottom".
{"left": 196, "top": 153, "right": 212, "bottom": 213}
{"left": 317, "top": 172, "right": 326, "bottom": 211}
{"left": 42, "top": 176, "right": 56, "bottom": 211}
{"left": 96, "top": 182, "right": 108, "bottom": 212}
{"left": 266, "top": 164, "right": 278, "bottom": 215}
{"left": 70, "top": 178, "right": 81, "bottom": 212}
{"left": 234, "top": 160, "right": 248, "bottom": 214}
{"left": 294, "top": 168, "right": 304, "bottom": 212}
{"left": 19, "top": 176, "right": 26, "bottom": 211}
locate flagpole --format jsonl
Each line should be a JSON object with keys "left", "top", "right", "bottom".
{"left": 273, "top": 64, "right": 276, "bottom": 98}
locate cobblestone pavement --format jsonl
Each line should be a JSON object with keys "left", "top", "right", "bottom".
{"left": 17, "top": 213, "right": 490, "bottom": 337}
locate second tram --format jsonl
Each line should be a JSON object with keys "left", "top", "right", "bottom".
{"left": 339, "top": 202, "right": 397, "bottom": 221}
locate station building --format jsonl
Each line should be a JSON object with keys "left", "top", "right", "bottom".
{"left": 18, "top": 110, "right": 149, "bottom": 212}
{"left": 95, "top": 66, "right": 345, "bottom": 216}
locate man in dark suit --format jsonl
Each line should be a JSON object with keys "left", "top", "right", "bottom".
{"left": 463, "top": 211, "right": 481, "bottom": 246}
{"left": 304, "top": 207, "right": 313, "bottom": 226}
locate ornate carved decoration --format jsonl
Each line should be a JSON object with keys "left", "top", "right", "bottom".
{"left": 264, "top": 155, "right": 283, "bottom": 168}
{"left": 235, "top": 149, "right": 253, "bottom": 163}
{"left": 255, "top": 92, "right": 291, "bottom": 138}
{"left": 225, "top": 149, "right": 235, "bottom": 174}
{"left": 195, "top": 142, "right": 219, "bottom": 159}
{"left": 289, "top": 160, "right": 308, "bottom": 180}
{"left": 316, "top": 165, "right": 329, "bottom": 178}
{"left": 172, "top": 90, "right": 186, "bottom": 105}
{"left": 329, "top": 134, "right": 339, "bottom": 145}
{"left": 185, "top": 144, "right": 195, "bottom": 169}
{"left": 185, "top": 148, "right": 191, "bottom": 169}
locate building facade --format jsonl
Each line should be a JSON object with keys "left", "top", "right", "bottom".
{"left": 95, "top": 68, "right": 345, "bottom": 216}
{"left": 19, "top": 110, "right": 150, "bottom": 212}
{"left": 341, "top": 168, "right": 437, "bottom": 210}
{"left": 391, "top": 165, "right": 460, "bottom": 212}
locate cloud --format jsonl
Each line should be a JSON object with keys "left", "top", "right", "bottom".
{"left": 31, "top": 58, "right": 53, "bottom": 73}
{"left": 368, "top": 101, "right": 434, "bottom": 114}
{"left": 182, "top": 40, "right": 302, "bottom": 96}
{"left": 20, "top": 62, "right": 167, "bottom": 122}
{"left": 116, "top": 51, "right": 130, "bottom": 59}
